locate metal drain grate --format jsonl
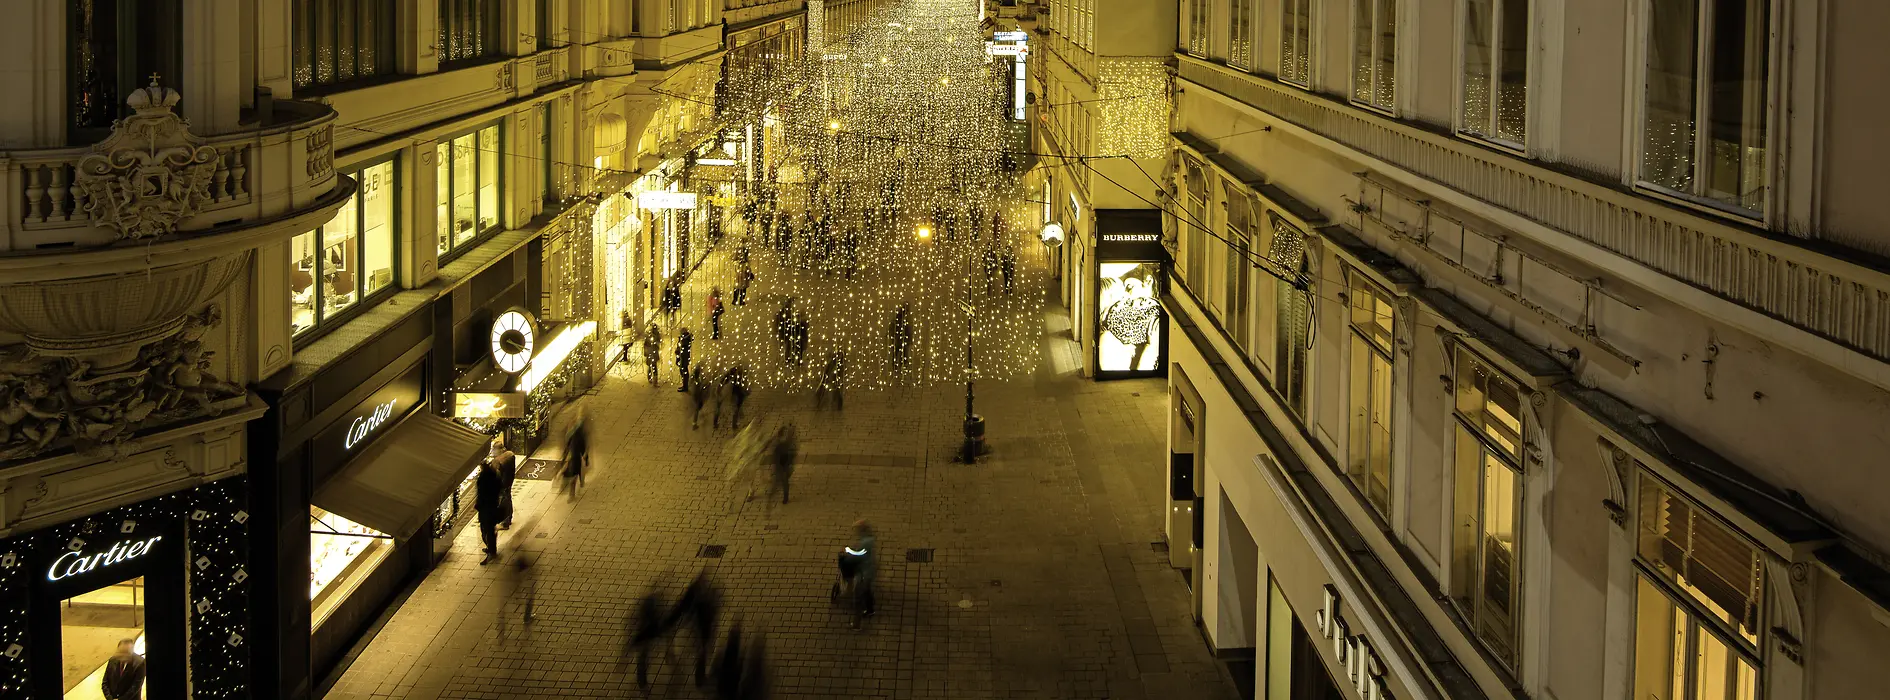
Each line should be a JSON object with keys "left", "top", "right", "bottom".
{"left": 1150, "top": 541, "right": 1169, "bottom": 553}
{"left": 906, "top": 548, "right": 934, "bottom": 563}
{"left": 698, "top": 544, "right": 726, "bottom": 558}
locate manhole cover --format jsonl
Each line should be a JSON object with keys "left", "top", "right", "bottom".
{"left": 698, "top": 544, "right": 726, "bottom": 558}
{"left": 906, "top": 548, "right": 934, "bottom": 563}
{"left": 1150, "top": 541, "right": 1169, "bottom": 553}
{"left": 534, "top": 532, "right": 548, "bottom": 539}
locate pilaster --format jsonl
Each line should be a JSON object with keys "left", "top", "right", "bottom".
{"left": 411, "top": 145, "right": 443, "bottom": 285}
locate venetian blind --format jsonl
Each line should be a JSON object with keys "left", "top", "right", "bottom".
{"left": 1637, "top": 474, "right": 1764, "bottom": 642}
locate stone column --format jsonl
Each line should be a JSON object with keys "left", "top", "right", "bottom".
{"left": 410, "top": 144, "right": 443, "bottom": 285}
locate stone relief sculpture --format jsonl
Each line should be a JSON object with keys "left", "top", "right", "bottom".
{"left": 73, "top": 77, "right": 218, "bottom": 241}
{"left": 0, "top": 305, "right": 245, "bottom": 463}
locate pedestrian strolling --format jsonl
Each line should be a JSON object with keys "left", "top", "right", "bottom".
{"left": 498, "top": 550, "right": 538, "bottom": 639}
{"left": 492, "top": 440, "right": 517, "bottom": 530}
{"left": 644, "top": 321, "right": 663, "bottom": 385}
{"left": 712, "top": 623, "right": 745, "bottom": 700}
{"left": 708, "top": 287, "right": 725, "bottom": 339}
{"left": 689, "top": 367, "right": 710, "bottom": 430}
{"left": 768, "top": 423, "right": 799, "bottom": 506}
{"left": 670, "top": 572, "right": 722, "bottom": 685}
{"left": 718, "top": 365, "right": 750, "bottom": 429}
{"left": 1000, "top": 246, "right": 1017, "bottom": 294}
{"left": 561, "top": 413, "right": 590, "bottom": 501}
{"left": 816, "top": 351, "right": 847, "bottom": 411}
{"left": 474, "top": 460, "right": 504, "bottom": 565}
{"left": 983, "top": 247, "right": 1001, "bottom": 294}
{"left": 850, "top": 520, "right": 878, "bottom": 620}
{"left": 676, "top": 327, "right": 695, "bottom": 392}
{"left": 733, "top": 267, "right": 754, "bottom": 306}
{"left": 774, "top": 300, "right": 797, "bottom": 365}
{"left": 662, "top": 274, "right": 684, "bottom": 321}
{"left": 629, "top": 587, "right": 672, "bottom": 690}
{"left": 889, "top": 306, "right": 913, "bottom": 374}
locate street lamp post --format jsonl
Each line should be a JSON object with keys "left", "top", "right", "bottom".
{"left": 962, "top": 236, "right": 982, "bottom": 464}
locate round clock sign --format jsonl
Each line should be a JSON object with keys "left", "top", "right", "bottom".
{"left": 490, "top": 310, "right": 535, "bottom": 373}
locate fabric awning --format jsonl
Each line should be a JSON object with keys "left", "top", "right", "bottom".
{"left": 312, "top": 414, "right": 491, "bottom": 540}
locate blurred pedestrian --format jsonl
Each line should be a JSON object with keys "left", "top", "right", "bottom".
{"left": 688, "top": 366, "right": 710, "bottom": 430}
{"left": 738, "top": 634, "right": 769, "bottom": 700}
{"left": 499, "top": 550, "right": 538, "bottom": 639}
{"left": 1000, "top": 245, "right": 1017, "bottom": 294}
{"left": 791, "top": 314, "right": 810, "bottom": 367}
{"left": 676, "top": 327, "right": 695, "bottom": 392}
{"left": 768, "top": 423, "right": 798, "bottom": 506}
{"left": 628, "top": 586, "right": 673, "bottom": 690}
{"left": 774, "top": 299, "right": 796, "bottom": 364}
{"left": 644, "top": 321, "right": 663, "bottom": 385}
{"left": 662, "top": 274, "right": 684, "bottom": 321}
{"left": 816, "top": 351, "right": 847, "bottom": 411}
{"left": 718, "top": 365, "right": 750, "bottom": 429}
{"left": 492, "top": 440, "right": 517, "bottom": 530}
{"left": 711, "top": 622, "right": 745, "bottom": 700}
{"left": 889, "top": 306, "right": 913, "bottom": 374}
{"left": 733, "top": 266, "right": 754, "bottom": 306}
{"left": 851, "top": 520, "right": 878, "bottom": 620}
{"left": 475, "top": 460, "right": 503, "bottom": 565}
{"left": 670, "top": 572, "right": 722, "bottom": 685}
{"left": 708, "top": 287, "right": 726, "bottom": 339}
{"left": 983, "top": 247, "right": 1001, "bottom": 294}
{"left": 562, "top": 412, "right": 590, "bottom": 502}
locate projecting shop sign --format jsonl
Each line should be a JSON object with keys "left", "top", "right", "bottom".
{"left": 637, "top": 191, "right": 699, "bottom": 210}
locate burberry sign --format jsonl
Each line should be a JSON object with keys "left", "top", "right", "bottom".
{"left": 1315, "top": 585, "right": 1394, "bottom": 700}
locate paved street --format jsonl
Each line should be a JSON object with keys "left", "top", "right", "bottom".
{"left": 322, "top": 311, "right": 1237, "bottom": 700}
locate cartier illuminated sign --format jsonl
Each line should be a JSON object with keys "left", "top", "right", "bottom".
{"left": 1316, "top": 585, "right": 1394, "bottom": 700}
{"left": 343, "top": 399, "right": 397, "bottom": 451}
{"left": 47, "top": 537, "right": 162, "bottom": 582}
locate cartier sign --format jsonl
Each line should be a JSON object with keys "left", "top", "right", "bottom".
{"left": 344, "top": 399, "right": 397, "bottom": 450}
{"left": 313, "top": 362, "right": 425, "bottom": 479}
{"left": 48, "top": 536, "right": 163, "bottom": 582}
{"left": 1316, "top": 585, "right": 1394, "bottom": 700}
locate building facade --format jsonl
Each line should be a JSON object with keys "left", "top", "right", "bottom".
{"left": 1158, "top": 0, "right": 1890, "bottom": 699}
{"left": 1026, "top": 0, "right": 1176, "bottom": 377}
{"left": 0, "top": 0, "right": 807, "bottom": 698}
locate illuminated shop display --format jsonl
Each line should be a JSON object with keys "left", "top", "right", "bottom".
{"left": 1097, "top": 261, "right": 1164, "bottom": 372}
{"left": 308, "top": 508, "right": 391, "bottom": 627}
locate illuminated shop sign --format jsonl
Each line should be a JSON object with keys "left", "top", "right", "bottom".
{"left": 994, "top": 31, "right": 1029, "bottom": 41}
{"left": 1102, "top": 233, "right": 1160, "bottom": 243}
{"left": 1316, "top": 585, "right": 1395, "bottom": 700}
{"left": 984, "top": 42, "right": 1029, "bottom": 57}
{"left": 344, "top": 400, "right": 397, "bottom": 450}
{"left": 637, "top": 191, "right": 698, "bottom": 210}
{"left": 48, "top": 536, "right": 163, "bottom": 582}
{"left": 454, "top": 392, "right": 526, "bottom": 419}
{"left": 315, "top": 362, "right": 425, "bottom": 473}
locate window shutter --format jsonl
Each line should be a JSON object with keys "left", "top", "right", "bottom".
{"left": 1637, "top": 475, "right": 1764, "bottom": 641}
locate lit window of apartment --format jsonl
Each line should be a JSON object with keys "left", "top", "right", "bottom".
{"left": 1449, "top": 345, "right": 1525, "bottom": 668}
{"left": 1351, "top": 0, "right": 1397, "bottom": 112}
{"left": 1345, "top": 271, "right": 1395, "bottom": 515}
{"left": 438, "top": 0, "right": 502, "bottom": 63}
{"left": 1460, "top": 0, "right": 1529, "bottom": 146}
{"left": 291, "top": 158, "right": 398, "bottom": 338}
{"left": 1186, "top": 0, "right": 1212, "bottom": 57}
{"left": 1268, "top": 212, "right": 1310, "bottom": 414}
{"left": 1632, "top": 473, "right": 1764, "bottom": 700}
{"left": 1280, "top": 0, "right": 1314, "bottom": 87}
{"left": 1228, "top": 0, "right": 1257, "bottom": 70}
{"left": 1639, "top": 0, "right": 1770, "bottom": 216}
{"left": 435, "top": 123, "right": 504, "bottom": 260}
{"left": 292, "top": 0, "right": 396, "bottom": 89}
{"left": 1224, "top": 185, "right": 1259, "bottom": 348}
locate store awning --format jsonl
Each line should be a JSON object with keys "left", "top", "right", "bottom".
{"left": 312, "top": 414, "right": 490, "bottom": 541}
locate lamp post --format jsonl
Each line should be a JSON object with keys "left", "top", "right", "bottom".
{"left": 919, "top": 223, "right": 983, "bottom": 463}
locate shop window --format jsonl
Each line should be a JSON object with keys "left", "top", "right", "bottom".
{"left": 310, "top": 507, "right": 392, "bottom": 628}
{"left": 61, "top": 577, "right": 146, "bottom": 697}
{"left": 1639, "top": 0, "right": 1770, "bottom": 216}
{"left": 1352, "top": 0, "right": 1397, "bottom": 111}
{"left": 292, "top": 159, "right": 398, "bottom": 339}
{"left": 292, "top": 0, "right": 396, "bottom": 89}
{"left": 1460, "top": 0, "right": 1530, "bottom": 146}
{"left": 436, "top": 124, "right": 503, "bottom": 261}
{"left": 438, "top": 0, "right": 501, "bottom": 64}
{"left": 1347, "top": 271, "right": 1395, "bottom": 516}
{"left": 1280, "top": 0, "right": 1314, "bottom": 87}
{"left": 1448, "top": 345, "right": 1525, "bottom": 669}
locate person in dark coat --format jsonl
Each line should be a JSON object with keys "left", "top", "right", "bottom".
{"left": 675, "top": 327, "right": 695, "bottom": 392}
{"left": 644, "top": 321, "right": 663, "bottom": 385}
{"left": 100, "top": 639, "right": 146, "bottom": 700}
{"left": 629, "top": 588, "right": 672, "bottom": 690}
{"left": 492, "top": 441, "right": 517, "bottom": 530}
{"left": 670, "top": 572, "right": 722, "bottom": 685}
{"left": 712, "top": 623, "right": 745, "bottom": 700}
{"left": 688, "top": 366, "right": 709, "bottom": 430}
{"left": 733, "top": 266, "right": 754, "bottom": 306}
{"left": 738, "top": 634, "right": 769, "bottom": 700}
{"left": 816, "top": 351, "right": 847, "bottom": 411}
{"left": 889, "top": 305, "right": 913, "bottom": 374}
{"left": 1000, "top": 245, "right": 1017, "bottom": 294}
{"left": 718, "top": 365, "right": 750, "bottom": 428}
{"left": 475, "top": 460, "right": 503, "bottom": 564}
{"left": 562, "top": 415, "right": 589, "bottom": 502}
{"left": 708, "top": 287, "right": 725, "bottom": 339}
{"left": 768, "top": 424, "right": 798, "bottom": 505}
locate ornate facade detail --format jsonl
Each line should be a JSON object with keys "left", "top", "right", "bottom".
{"left": 73, "top": 79, "right": 219, "bottom": 241}
{"left": 0, "top": 305, "right": 245, "bottom": 463}
{"left": 305, "top": 125, "right": 334, "bottom": 180}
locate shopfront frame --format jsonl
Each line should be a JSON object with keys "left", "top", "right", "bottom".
{"left": 1094, "top": 209, "right": 1170, "bottom": 379}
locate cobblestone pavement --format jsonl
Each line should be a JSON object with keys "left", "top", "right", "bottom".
{"left": 323, "top": 320, "right": 1238, "bottom": 700}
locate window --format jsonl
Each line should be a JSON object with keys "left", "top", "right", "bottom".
{"left": 1182, "top": 158, "right": 1210, "bottom": 286}
{"left": 1347, "top": 272, "right": 1395, "bottom": 516}
{"left": 292, "top": 0, "right": 395, "bottom": 89}
{"left": 292, "top": 159, "right": 397, "bottom": 337}
{"left": 535, "top": 0, "right": 554, "bottom": 51}
{"left": 68, "top": 0, "right": 183, "bottom": 136}
{"left": 1639, "top": 0, "right": 1770, "bottom": 215}
{"left": 1229, "top": 0, "right": 1257, "bottom": 69}
{"left": 438, "top": 0, "right": 501, "bottom": 63}
{"left": 1449, "top": 346, "right": 1525, "bottom": 668}
{"left": 1280, "top": 0, "right": 1314, "bottom": 86}
{"left": 1633, "top": 474, "right": 1764, "bottom": 700}
{"left": 1186, "top": 0, "right": 1211, "bottom": 56}
{"left": 436, "top": 124, "right": 503, "bottom": 259}
{"left": 1268, "top": 211, "right": 1310, "bottom": 414}
{"left": 1353, "top": 0, "right": 1397, "bottom": 111}
{"left": 1461, "top": 0, "right": 1530, "bottom": 145}
{"left": 1224, "top": 185, "right": 1258, "bottom": 348}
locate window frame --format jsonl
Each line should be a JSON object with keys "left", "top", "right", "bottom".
{"left": 1350, "top": 0, "right": 1399, "bottom": 114}
{"left": 292, "top": 154, "right": 402, "bottom": 343}
{"left": 1186, "top": 0, "right": 1212, "bottom": 57}
{"left": 1228, "top": 0, "right": 1258, "bottom": 71}
{"left": 435, "top": 122, "right": 506, "bottom": 263}
{"left": 1280, "top": 0, "right": 1316, "bottom": 88}
{"left": 1630, "top": 0, "right": 1777, "bottom": 221}
{"left": 1630, "top": 470, "right": 1767, "bottom": 700}
{"left": 437, "top": 0, "right": 503, "bottom": 65}
{"left": 1345, "top": 269, "right": 1396, "bottom": 517}
{"left": 291, "top": 0, "right": 398, "bottom": 91}
{"left": 1447, "top": 344, "right": 1527, "bottom": 670}
{"left": 1455, "top": 0, "right": 1533, "bottom": 151}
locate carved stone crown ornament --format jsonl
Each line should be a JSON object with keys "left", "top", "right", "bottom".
{"left": 73, "top": 76, "right": 219, "bottom": 242}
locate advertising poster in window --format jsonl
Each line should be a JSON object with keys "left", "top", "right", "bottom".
{"left": 1097, "top": 261, "right": 1164, "bottom": 373}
